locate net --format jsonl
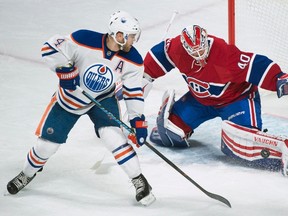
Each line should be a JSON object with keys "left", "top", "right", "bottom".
{"left": 233, "top": 0, "right": 288, "bottom": 72}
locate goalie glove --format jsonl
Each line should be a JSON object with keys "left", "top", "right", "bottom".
{"left": 56, "top": 62, "right": 80, "bottom": 90}
{"left": 277, "top": 73, "right": 288, "bottom": 98}
{"left": 129, "top": 115, "right": 148, "bottom": 147}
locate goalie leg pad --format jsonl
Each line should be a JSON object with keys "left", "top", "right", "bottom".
{"left": 221, "top": 120, "right": 286, "bottom": 170}
{"left": 150, "top": 89, "right": 191, "bottom": 148}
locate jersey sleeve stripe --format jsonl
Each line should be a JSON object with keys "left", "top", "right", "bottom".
{"left": 247, "top": 54, "right": 273, "bottom": 85}
{"left": 41, "top": 42, "right": 58, "bottom": 57}
{"left": 258, "top": 63, "right": 274, "bottom": 87}
{"left": 122, "top": 85, "right": 144, "bottom": 101}
{"left": 151, "top": 41, "right": 175, "bottom": 72}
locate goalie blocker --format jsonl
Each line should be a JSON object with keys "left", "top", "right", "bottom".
{"left": 221, "top": 120, "right": 288, "bottom": 176}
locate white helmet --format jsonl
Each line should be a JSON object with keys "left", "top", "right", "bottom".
{"left": 108, "top": 10, "right": 141, "bottom": 46}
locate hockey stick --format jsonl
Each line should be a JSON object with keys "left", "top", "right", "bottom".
{"left": 76, "top": 86, "right": 231, "bottom": 208}
{"left": 162, "top": 11, "right": 179, "bottom": 40}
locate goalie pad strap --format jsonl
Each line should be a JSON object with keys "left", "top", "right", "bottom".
{"left": 169, "top": 113, "right": 192, "bottom": 137}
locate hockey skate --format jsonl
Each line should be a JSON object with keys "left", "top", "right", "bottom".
{"left": 7, "top": 171, "right": 36, "bottom": 194}
{"left": 131, "top": 174, "right": 156, "bottom": 206}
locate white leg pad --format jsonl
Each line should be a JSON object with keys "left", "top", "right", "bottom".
{"left": 221, "top": 120, "right": 287, "bottom": 161}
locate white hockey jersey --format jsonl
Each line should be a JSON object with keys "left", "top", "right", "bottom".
{"left": 41, "top": 30, "right": 144, "bottom": 119}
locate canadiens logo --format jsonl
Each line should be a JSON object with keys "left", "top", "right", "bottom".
{"left": 83, "top": 64, "right": 113, "bottom": 92}
{"left": 183, "top": 74, "right": 229, "bottom": 98}
{"left": 185, "top": 76, "right": 210, "bottom": 97}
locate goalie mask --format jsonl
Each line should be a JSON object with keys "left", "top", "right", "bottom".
{"left": 180, "top": 25, "right": 209, "bottom": 67}
{"left": 108, "top": 10, "right": 141, "bottom": 47}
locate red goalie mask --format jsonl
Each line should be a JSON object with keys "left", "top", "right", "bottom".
{"left": 180, "top": 25, "right": 209, "bottom": 67}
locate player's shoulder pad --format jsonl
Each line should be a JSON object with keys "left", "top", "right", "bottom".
{"left": 118, "top": 47, "right": 143, "bottom": 65}
{"left": 151, "top": 40, "right": 165, "bottom": 52}
{"left": 71, "top": 29, "right": 104, "bottom": 49}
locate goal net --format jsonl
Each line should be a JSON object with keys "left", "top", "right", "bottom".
{"left": 229, "top": 0, "right": 288, "bottom": 74}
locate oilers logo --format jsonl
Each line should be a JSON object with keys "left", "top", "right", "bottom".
{"left": 83, "top": 64, "right": 114, "bottom": 92}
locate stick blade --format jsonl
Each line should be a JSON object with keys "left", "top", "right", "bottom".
{"left": 207, "top": 192, "right": 232, "bottom": 208}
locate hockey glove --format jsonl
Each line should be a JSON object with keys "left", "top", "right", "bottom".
{"left": 56, "top": 62, "right": 80, "bottom": 90}
{"left": 276, "top": 73, "right": 288, "bottom": 98}
{"left": 129, "top": 115, "right": 148, "bottom": 147}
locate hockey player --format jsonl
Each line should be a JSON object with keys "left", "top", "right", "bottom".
{"left": 143, "top": 25, "right": 288, "bottom": 176}
{"left": 7, "top": 10, "right": 155, "bottom": 206}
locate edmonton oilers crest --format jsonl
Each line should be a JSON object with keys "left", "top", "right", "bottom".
{"left": 83, "top": 64, "right": 113, "bottom": 92}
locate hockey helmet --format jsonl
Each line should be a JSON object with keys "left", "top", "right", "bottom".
{"left": 108, "top": 11, "right": 141, "bottom": 46}
{"left": 180, "top": 25, "right": 209, "bottom": 67}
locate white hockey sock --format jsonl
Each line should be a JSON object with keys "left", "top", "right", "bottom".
{"left": 99, "top": 126, "right": 141, "bottom": 178}
{"left": 23, "top": 138, "right": 60, "bottom": 177}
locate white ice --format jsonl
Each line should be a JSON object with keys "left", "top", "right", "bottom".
{"left": 0, "top": 0, "right": 288, "bottom": 216}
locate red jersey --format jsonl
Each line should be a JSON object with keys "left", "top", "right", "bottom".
{"left": 144, "top": 35, "right": 282, "bottom": 107}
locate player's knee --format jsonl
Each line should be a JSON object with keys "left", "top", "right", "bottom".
{"left": 34, "top": 138, "right": 60, "bottom": 158}
{"left": 98, "top": 126, "right": 127, "bottom": 151}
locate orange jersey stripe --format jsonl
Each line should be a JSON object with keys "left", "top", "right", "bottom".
{"left": 122, "top": 91, "right": 143, "bottom": 97}
{"left": 59, "top": 87, "right": 83, "bottom": 108}
{"left": 41, "top": 46, "right": 51, "bottom": 51}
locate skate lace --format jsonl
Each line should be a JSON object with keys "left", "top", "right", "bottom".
{"left": 132, "top": 177, "right": 145, "bottom": 193}
{"left": 13, "top": 172, "right": 30, "bottom": 189}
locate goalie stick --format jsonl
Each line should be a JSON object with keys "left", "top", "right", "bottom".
{"left": 162, "top": 10, "right": 179, "bottom": 40}
{"left": 76, "top": 86, "right": 232, "bottom": 208}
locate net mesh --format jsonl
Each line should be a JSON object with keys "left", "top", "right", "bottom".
{"left": 235, "top": 0, "right": 288, "bottom": 72}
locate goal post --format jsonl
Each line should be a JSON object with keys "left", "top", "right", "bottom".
{"left": 228, "top": 0, "right": 235, "bottom": 45}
